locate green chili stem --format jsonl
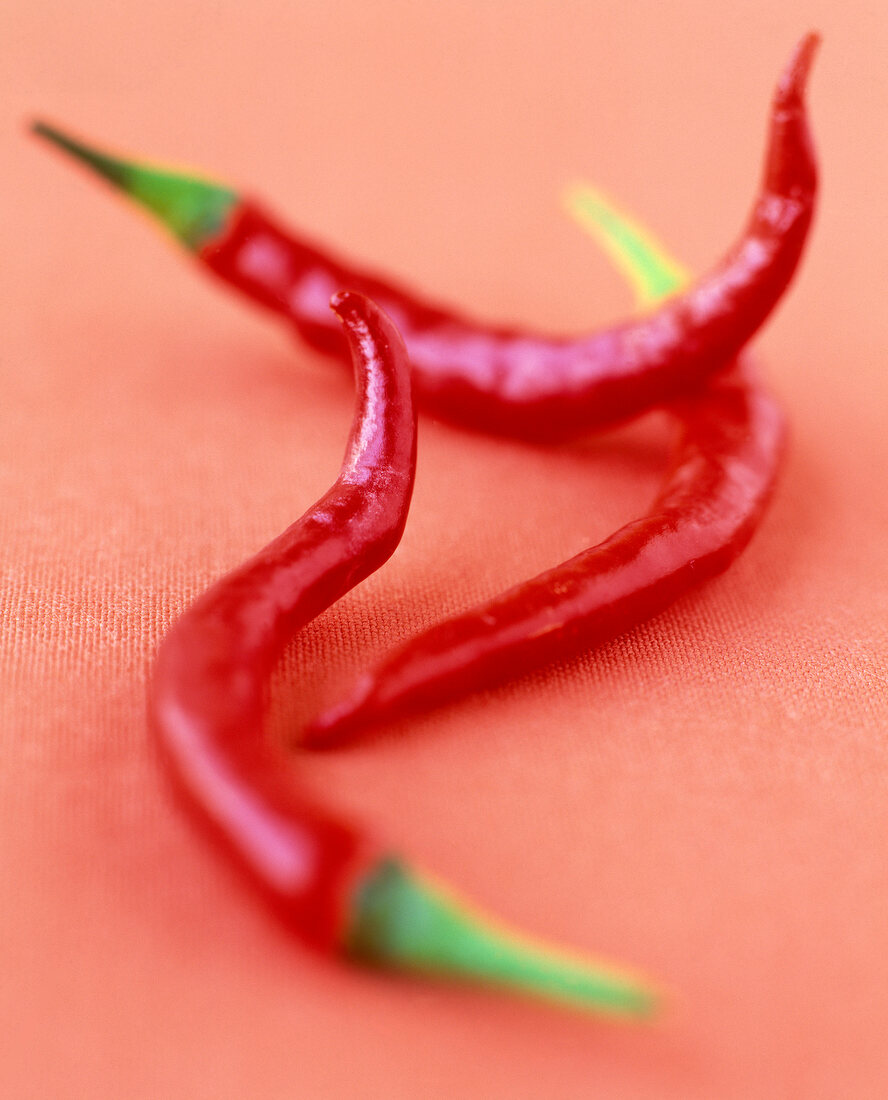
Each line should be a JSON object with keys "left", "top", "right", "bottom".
{"left": 346, "top": 858, "right": 660, "bottom": 1020}
{"left": 31, "top": 121, "right": 238, "bottom": 250}
{"left": 563, "top": 182, "right": 689, "bottom": 306}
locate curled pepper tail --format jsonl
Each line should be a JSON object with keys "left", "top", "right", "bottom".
{"left": 346, "top": 858, "right": 661, "bottom": 1020}
{"left": 30, "top": 120, "right": 238, "bottom": 250}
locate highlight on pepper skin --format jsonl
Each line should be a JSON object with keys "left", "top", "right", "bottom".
{"left": 31, "top": 32, "right": 818, "bottom": 441}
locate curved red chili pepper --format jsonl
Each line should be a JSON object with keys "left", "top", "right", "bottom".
{"left": 305, "top": 364, "right": 785, "bottom": 745}
{"left": 150, "top": 291, "right": 416, "bottom": 949}
{"left": 304, "top": 161, "right": 793, "bottom": 744}
{"left": 150, "top": 290, "right": 659, "bottom": 1017}
{"left": 32, "top": 34, "right": 817, "bottom": 441}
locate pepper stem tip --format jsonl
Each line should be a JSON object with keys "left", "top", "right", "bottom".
{"left": 563, "top": 182, "right": 690, "bottom": 307}
{"left": 30, "top": 119, "right": 239, "bottom": 251}
{"left": 345, "top": 857, "right": 662, "bottom": 1020}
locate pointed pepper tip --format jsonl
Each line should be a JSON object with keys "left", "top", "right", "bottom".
{"left": 304, "top": 673, "right": 379, "bottom": 749}
{"left": 777, "top": 32, "right": 820, "bottom": 106}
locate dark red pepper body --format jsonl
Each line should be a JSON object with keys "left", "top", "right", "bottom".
{"left": 150, "top": 292, "right": 417, "bottom": 949}
{"left": 200, "top": 36, "right": 816, "bottom": 442}
{"left": 306, "top": 365, "right": 785, "bottom": 744}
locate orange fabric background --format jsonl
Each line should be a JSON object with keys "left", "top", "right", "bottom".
{"left": 3, "top": 1, "right": 887, "bottom": 1096}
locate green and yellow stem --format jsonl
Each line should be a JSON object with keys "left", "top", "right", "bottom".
{"left": 347, "top": 858, "right": 660, "bottom": 1019}
{"left": 563, "top": 182, "right": 690, "bottom": 307}
{"left": 31, "top": 121, "right": 238, "bottom": 251}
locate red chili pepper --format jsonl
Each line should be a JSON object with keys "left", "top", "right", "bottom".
{"left": 305, "top": 363, "right": 785, "bottom": 745}
{"left": 301, "top": 129, "right": 796, "bottom": 745}
{"left": 150, "top": 290, "right": 659, "bottom": 1017}
{"left": 32, "top": 34, "right": 817, "bottom": 442}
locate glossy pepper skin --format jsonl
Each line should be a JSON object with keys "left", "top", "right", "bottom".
{"left": 150, "top": 291, "right": 659, "bottom": 1018}
{"left": 33, "top": 34, "right": 817, "bottom": 442}
{"left": 306, "top": 365, "right": 785, "bottom": 744}
{"left": 304, "top": 180, "right": 791, "bottom": 743}
{"left": 150, "top": 292, "right": 417, "bottom": 949}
